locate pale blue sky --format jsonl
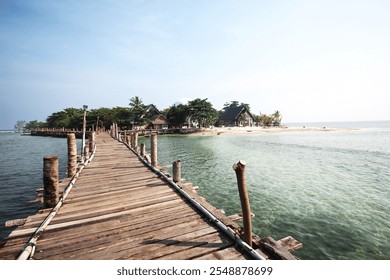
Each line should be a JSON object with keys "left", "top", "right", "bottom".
{"left": 1, "top": 0, "right": 389, "bottom": 129}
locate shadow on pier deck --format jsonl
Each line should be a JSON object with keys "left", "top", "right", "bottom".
{"left": 0, "top": 132, "right": 301, "bottom": 260}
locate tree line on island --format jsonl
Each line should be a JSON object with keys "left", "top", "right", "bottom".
{"left": 15, "top": 97, "right": 282, "bottom": 132}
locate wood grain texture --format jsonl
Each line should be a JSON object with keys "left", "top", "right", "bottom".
{"left": 0, "top": 133, "right": 255, "bottom": 260}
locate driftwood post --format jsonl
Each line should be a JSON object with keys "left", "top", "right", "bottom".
{"left": 43, "top": 156, "right": 59, "bottom": 208}
{"left": 151, "top": 133, "right": 158, "bottom": 167}
{"left": 233, "top": 160, "right": 252, "bottom": 247}
{"left": 67, "top": 133, "right": 77, "bottom": 177}
{"left": 173, "top": 160, "right": 181, "bottom": 183}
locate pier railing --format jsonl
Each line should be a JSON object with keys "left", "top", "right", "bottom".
{"left": 3, "top": 125, "right": 302, "bottom": 260}
{"left": 109, "top": 123, "right": 303, "bottom": 260}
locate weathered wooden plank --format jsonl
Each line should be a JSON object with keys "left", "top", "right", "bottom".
{"left": 5, "top": 219, "right": 27, "bottom": 228}
{"left": 261, "top": 237, "right": 298, "bottom": 260}
{"left": 35, "top": 214, "right": 205, "bottom": 259}
{"left": 60, "top": 219, "right": 215, "bottom": 260}
{"left": 277, "top": 236, "right": 303, "bottom": 252}
{"left": 58, "top": 185, "right": 175, "bottom": 213}
{"left": 154, "top": 232, "right": 233, "bottom": 260}
{"left": 193, "top": 246, "right": 249, "bottom": 260}
{"left": 8, "top": 194, "right": 183, "bottom": 238}
{"left": 36, "top": 203, "right": 194, "bottom": 246}
{"left": 0, "top": 132, "right": 280, "bottom": 261}
{"left": 128, "top": 227, "right": 221, "bottom": 260}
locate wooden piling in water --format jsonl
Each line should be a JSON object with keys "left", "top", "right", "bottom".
{"left": 89, "top": 132, "right": 95, "bottom": 154}
{"left": 115, "top": 124, "right": 119, "bottom": 140}
{"left": 43, "top": 156, "right": 59, "bottom": 208}
{"left": 130, "top": 132, "right": 135, "bottom": 148}
{"left": 173, "top": 160, "right": 181, "bottom": 183}
{"left": 130, "top": 132, "right": 139, "bottom": 150}
{"left": 67, "top": 133, "right": 77, "bottom": 177}
{"left": 84, "top": 146, "right": 89, "bottom": 160}
{"left": 134, "top": 132, "right": 138, "bottom": 150}
{"left": 140, "top": 143, "right": 145, "bottom": 157}
{"left": 0, "top": 132, "right": 303, "bottom": 260}
{"left": 233, "top": 160, "right": 252, "bottom": 247}
{"left": 151, "top": 133, "right": 158, "bottom": 167}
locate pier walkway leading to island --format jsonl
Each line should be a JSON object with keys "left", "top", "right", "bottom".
{"left": 1, "top": 131, "right": 301, "bottom": 260}
{"left": 0, "top": 133, "right": 260, "bottom": 260}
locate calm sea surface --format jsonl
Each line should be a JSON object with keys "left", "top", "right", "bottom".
{"left": 1, "top": 121, "right": 389, "bottom": 259}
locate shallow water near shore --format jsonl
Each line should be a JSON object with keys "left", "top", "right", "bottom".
{"left": 1, "top": 121, "right": 389, "bottom": 259}
{"left": 155, "top": 122, "right": 390, "bottom": 260}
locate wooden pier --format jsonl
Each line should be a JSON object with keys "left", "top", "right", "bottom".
{"left": 0, "top": 131, "right": 301, "bottom": 260}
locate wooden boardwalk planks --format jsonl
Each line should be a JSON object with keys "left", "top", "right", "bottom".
{"left": 0, "top": 133, "right": 252, "bottom": 260}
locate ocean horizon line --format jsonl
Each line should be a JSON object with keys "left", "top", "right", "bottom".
{"left": 1, "top": 120, "right": 389, "bottom": 132}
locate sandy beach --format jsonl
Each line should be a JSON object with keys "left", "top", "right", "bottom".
{"left": 188, "top": 126, "right": 359, "bottom": 136}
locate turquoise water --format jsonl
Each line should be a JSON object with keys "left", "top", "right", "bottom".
{"left": 1, "top": 122, "right": 389, "bottom": 259}
{"left": 149, "top": 123, "right": 390, "bottom": 260}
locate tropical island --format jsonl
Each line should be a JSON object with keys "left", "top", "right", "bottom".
{"left": 15, "top": 97, "right": 283, "bottom": 134}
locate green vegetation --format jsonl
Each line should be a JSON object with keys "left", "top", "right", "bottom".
{"left": 187, "top": 98, "right": 218, "bottom": 128}
{"left": 129, "top": 96, "right": 146, "bottom": 127}
{"left": 165, "top": 104, "right": 188, "bottom": 128}
{"left": 17, "top": 97, "right": 282, "bottom": 131}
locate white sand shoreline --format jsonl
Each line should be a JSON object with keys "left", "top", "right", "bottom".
{"left": 187, "top": 126, "right": 359, "bottom": 136}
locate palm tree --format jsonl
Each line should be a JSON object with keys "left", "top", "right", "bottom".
{"left": 129, "top": 96, "right": 145, "bottom": 128}
{"left": 272, "top": 110, "right": 282, "bottom": 126}
{"left": 129, "top": 96, "right": 143, "bottom": 110}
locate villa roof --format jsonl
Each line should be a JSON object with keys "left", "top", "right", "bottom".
{"left": 219, "top": 105, "right": 254, "bottom": 121}
{"left": 151, "top": 114, "right": 168, "bottom": 125}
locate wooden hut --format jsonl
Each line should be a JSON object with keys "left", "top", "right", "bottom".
{"left": 218, "top": 105, "right": 255, "bottom": 127}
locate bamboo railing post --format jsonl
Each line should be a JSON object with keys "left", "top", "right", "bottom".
{"left": 151, "top": 133, "right": 158, "bottom": 167}
{"left": 43, "top": 156, "right": 59, "bottom": 208}
{"left": 67, "top": 133, "right": 77, "bottom": 177}
{"left": 173, "top": 160, "right": 181, "bottom": 183}
{"left": 233, "top": 160, "right": 252, "bottom": 247}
